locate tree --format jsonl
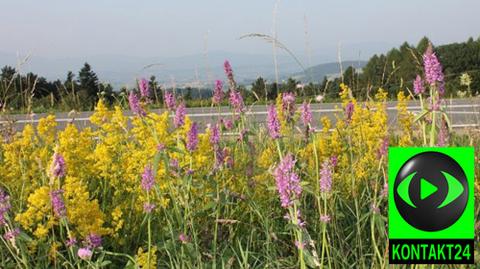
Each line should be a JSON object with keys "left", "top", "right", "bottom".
{"left": 280, "top": 78, "right": 298, "bottom": 94}
{"left": 267, "top": 82, "right": 278, "bottom": 100}
{"left": 238, "top": 85, "right": 252, "bottom": 102}
{"left": 99, "top": 83, "right": 114, "bottom": 104}
{"left": 251, "top": 76, "right": 267, "bottom": 101}
{"left": 343, "top": 66, "right": 357, "bottom": 91}
{"left": 416, "top": 37, "right": 431, "bottom": 55}
{"left": 303, "top": 82, "right": 317, "bottom": 97}
{"left": 184, "top": 87, "right": 193, "bottom": 101}
{"left": 362, "top": 55, "right": 384, "bottom": 88}
{"left": 1, "top": 66, "right": 16, "bottom": 84}
{"left": 78, "top": 63, "right": 99, "bottom": 106}
{"left": 149, "top": 76, "right": 162, "bottom": 105}
{"left": 65, "top": 71, "right": 75, "bottom": 86}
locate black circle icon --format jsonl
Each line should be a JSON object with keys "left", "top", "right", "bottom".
{"left": 394, "top": 151, "right": 468, "bottom": 231}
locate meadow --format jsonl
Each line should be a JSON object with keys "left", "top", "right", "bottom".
{"left": 0, "top": 46, "right": 479, "bottom": 268}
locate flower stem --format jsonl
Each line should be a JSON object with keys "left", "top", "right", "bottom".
{"left": 429, "top": 85, "right": 436, "bottom": 146}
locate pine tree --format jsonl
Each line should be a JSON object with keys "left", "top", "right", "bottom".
{"left": 78, "top": 63, "right": 99, "bottom": 106}
{"left": 251, "top": 77, "right": 267, "bottom": 100}
{"left": 417, "top": 37, "right": 431, "bottom": 55}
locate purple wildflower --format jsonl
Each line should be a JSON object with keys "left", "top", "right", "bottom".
{"left": 138, "top": 78, "right": 150, "bottom": 98}
{"left": 50, "top": 153, "right": 66, "bottom": 179}
{"left": 345, "top": 101, "right": 354, "bottom": 122}
{"left": 238, "top": 128, "right": 248, "bottom": 142}
{"left": 156, "top": 143, "right": 166, "bottom": 152}
{"left": 141, "top": 164, "right": 155, "bottom": 192}
{"left": 0, "top": 188, "right": 11, "bottom": 226}
{"left": 210, "top": 124, "right": 220, "bottom": 146}
{"left": 284, "top": 210, "right": 306, "bottom": 228}
{"left": 413, "top": 75, "right": 425, "bottom": 95}
{"left": 437, "top": 119, "right": 449, "bottom": 146}
{"left": 319, "top": 159, "right": 333, "bottom": 193}
{"left": 128, "top": 91, "right": 146, "bottom": 117}
{"left": 429, "top": 96, "right": 445, "bottom": 111}
{"left": 224, "top": 60, "right": 235, "bottom": 88}
{"left": 85, "top": 234, "right": 102, "bottom": 249}
{"left": 300, "top": 102, "right": 312, "bottom": 127}
{"left": 295, "top": 240, "right": 305, "bottom": 250}
{"left": 229, "top": 90, "right": 245, "bottom": 113}
{"left": 214, "top": 147, "right": 225, "bottom": 168}
{"left": 330, "top": 156, "right": 338, "bottom": 167}
{"left": 438, "top": 81, "right": 446, "bottom": 96}
{"left": 223, "top": 119, "right": 233, "bottom": 130}
{"left": 143, "top": 202, "right": 156, "bottom": 213}
{"left": 320, "top": 215, "right": 331, "bottom": 223}
{"left": 174, "top": 102, "right": 186, "bottom": 128}
{"left": 170, "top": 159, "right": 179, "bottom": 169}
{"left": 66, "top": 236, "right": 77, "bottom": 247}
{"left": 77, "top": 248, "right": 93, "bottom": 260}
{"left": 377, "top": 138, "right": 389, "bottom": 158}
{"left": 423, "top": 45, "right": 444, "bottom": 85}
{"left": 3, "top": 228, "right": 20, "bottom": 241}
{"left": 282, "top": 92, "right": 295, "bottom": 108}
{"left": 186, "top": 123, "right": 199, "bottom": 152}
{"left": 179, "top": 233, "right": 189, "bottom": 244}
{"left": 212, "top": 80, "right": 224, "bottom": 105}
{"left": 273, "top": 154, "right": 302, "bottom": 208}
{"left": 267, "top": 105, "right": 281, "bottom": 139}
{"left": 282, "top": 92, "right": 296, "bottom": 121}
{"left": 50, "top": 189, "right": 66, "bottom": 218}
{"left": 164, "top": 91, "right": 176, "bottom": 111}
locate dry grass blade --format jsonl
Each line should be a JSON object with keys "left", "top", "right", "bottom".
{"left": 239, "top": 33, "right": 307, "bottom": 74}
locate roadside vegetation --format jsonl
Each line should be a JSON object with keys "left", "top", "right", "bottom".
{"left": 0, "top": 43, "right": 479, "bottom": 268}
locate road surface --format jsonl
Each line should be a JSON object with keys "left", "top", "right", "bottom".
{"left": 1, "top": 98, "right": 479, "bottom": 132}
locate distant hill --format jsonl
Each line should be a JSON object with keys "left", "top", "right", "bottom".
{"left": 0, "top": 42, "right": 389, "bottom": 89}
{"left": 288, "top": 61, "right": 367, "bottom": 83}
{"left": 0, "top": 50, "right": 302, "bottom": 88}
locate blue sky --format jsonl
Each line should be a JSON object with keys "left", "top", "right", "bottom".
{"left": 0, "top": 0, "right": 479, "bottom": 59}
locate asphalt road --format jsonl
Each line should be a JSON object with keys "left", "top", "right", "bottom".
{"left": 1, "top": 98, "right": 479, "bottom": 132}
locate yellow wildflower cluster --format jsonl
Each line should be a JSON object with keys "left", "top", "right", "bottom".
{"left": 275, "top": 93, "right": 288, "bottom": 135}
{"left": 1, "top": 98, "right": 217, "bottom": 246}
{"left": 298, "top": 84, "right": 388, "bottom": 193}
{"left": 15, "top": 186, "right": 54, "bottom": 239}
{"left": 15, "top": 175, "right": 111, "bottom": 239}
{"left": 136, "top": 246, "right": 158, "bottom": 269}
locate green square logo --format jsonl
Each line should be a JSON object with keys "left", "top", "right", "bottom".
{"left": 388, "top": 147, "right": 474, "bottom": 264}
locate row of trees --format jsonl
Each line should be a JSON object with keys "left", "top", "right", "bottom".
{"left": 1, "top": 36, "right": 478, "bottom": 112}
{"left": 0, "top": 62, "right": 222, "bottom": 112}
{"left": 248, "top": 36, "right": 480, "bottom": 102}
{"left": 0, "top": 63, "right": 114, "bottom": 112}
{"left": 337, "top": 36, "right": 480, "bottom": 98}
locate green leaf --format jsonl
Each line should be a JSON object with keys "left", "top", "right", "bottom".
{"left": 441, "top": 111, "right": 452, "bottom": 132}
{"left": 414, "top": 109, "right": 430, "bottom": 123}
{"left": 202, "top": 201, "right": 216, "bottom": 211}
{"left": 284, "top": 223, "right": 298, "bottom": 231}
{"left": 266, "top": 186, "right": 277, "bottom": 191}
{"left": 100, "top": 260, "right": 112, "bottom": 267}
{"left": 124, "top": 260, "right": 136, "bottom": 269}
